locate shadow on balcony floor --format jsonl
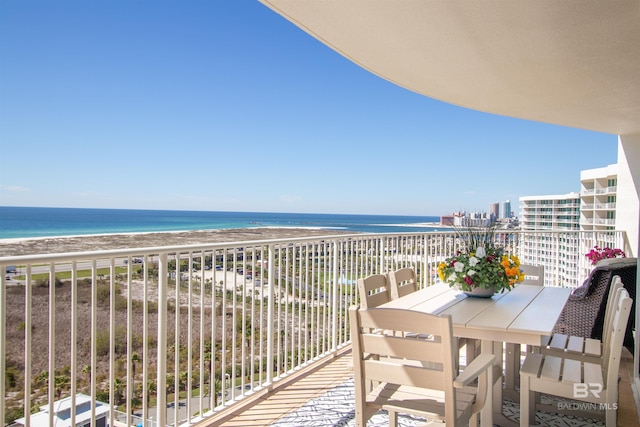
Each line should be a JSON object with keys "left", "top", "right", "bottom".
{"left": 270, "top": 378, "right": 607, "bottom": 427}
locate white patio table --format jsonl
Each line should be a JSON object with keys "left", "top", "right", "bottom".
{"left": 379, "top": 282, "right": 571, "bottom": 427}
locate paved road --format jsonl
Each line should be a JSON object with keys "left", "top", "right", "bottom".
{"left": 4, "top": 259, "right": 130, "bottom": 285}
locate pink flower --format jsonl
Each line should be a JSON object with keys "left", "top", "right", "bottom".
{"left": 585, "top": 246, "right": 626, "bottom": 266}
{"left": 464, "top": 276, "right": 474, "bottom": 286}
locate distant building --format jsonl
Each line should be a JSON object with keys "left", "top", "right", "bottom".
{"left": 489, "top": 202, "right": 499, "bottom": 221}
{"left": 502, "top": 200, "right": 512, "bottom": 219}
{"left": 519, "top": 192, "right": 581, "bottom": 286}
{"left": 520, "top": 193, "right": 580, "bottom": 232}
{"left": 580, "top": 163, "right": 618, "bottom": 231}
{"left": 14, "top": 393, "right": 110, "bottom": 427}
{"left": 517, "top": 162, "right": 625, "bottom": 287}
{"left": 447, "top": 211, "right": 491, "bottom": 227}
{"left": 440, "top": 214, "right": 455, "bottom": 226}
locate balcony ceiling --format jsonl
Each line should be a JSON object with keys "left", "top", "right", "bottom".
{"left": 259, "top": 0, "right": 640, "bottom": 135}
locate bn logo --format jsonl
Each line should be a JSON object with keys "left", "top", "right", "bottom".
{"left": 573, "top": 383, "right": 603, "bottom": 398}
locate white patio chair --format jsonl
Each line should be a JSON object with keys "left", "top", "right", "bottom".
{"left": 388, "top": 267, "right": 418, "bottom": 300}
{"left": 540, "top": 275, "right": 624, "bottom": 362}
{"left": 350, "top": 306, "right": 495, "bottom": 427}
{"left": 388, "top": 267, "right": 434, "bottom": 342}
{"left": 519, "top": 264, "right": 545, "bottom": 285}
{"left": 357, "top": 273, "right": 391, "bottom": 309}
{"left": 519, "top": 287, "right": 632, "bottom": 426}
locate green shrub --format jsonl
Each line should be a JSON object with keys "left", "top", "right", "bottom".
{"left": 4, "top": 406, "right": 24, "bottom": 425}
{"left": 95, "top": 325, "right": 128, "bottom": 356}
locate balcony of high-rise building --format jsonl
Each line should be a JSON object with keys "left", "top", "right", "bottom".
{"left": 2, "top": 1, "right": 639, "bottom": 426}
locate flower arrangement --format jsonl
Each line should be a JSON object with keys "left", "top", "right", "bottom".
{"left": 437, "top": 226, "right": 524, "bottom": 294}
{"left": 585, "top": 245, "right": 626, "bottom": 266}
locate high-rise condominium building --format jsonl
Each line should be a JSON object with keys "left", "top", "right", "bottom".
{"left": 519, "top": 193, "right": 580, "bottom": 231}
{"left": 519, "top": 163, "right": 624, "bottom": 287}
{"left": 580, "top": 164, "right": 618, "bottom": 231}
{"left": 519, "top": 193, "right": 581, "bottom": 286}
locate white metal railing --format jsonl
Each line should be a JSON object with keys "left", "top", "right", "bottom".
{"left": 595, "top": 186, "right": 617, "bottom": 194}
{"left": 0, "top": 229, "right": 630, "bottom": 426}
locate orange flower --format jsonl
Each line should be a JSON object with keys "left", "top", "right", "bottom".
{"left": 501, "top": 257, "right": 510, "bottom": 269}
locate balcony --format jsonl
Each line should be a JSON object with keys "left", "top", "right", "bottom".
{"left": 595, "top": 202, "right": 617, "bottom": 210}
{"left": 0, "top": 230, "right": 636, "bottom": 426}
{"left": 596, "top": 186, "right": 618, "bottom": 194}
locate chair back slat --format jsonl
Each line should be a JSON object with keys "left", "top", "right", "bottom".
{"left": 364, "top": 361, "right": 446, "bottom": 390}
{"left": 357, "top": 306, "right": 448, "bottom": 336}
{"left": 362, "top": 333, "right": 445, "bottom": 364}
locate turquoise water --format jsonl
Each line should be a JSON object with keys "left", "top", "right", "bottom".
{"left": 0, "top": 206, "right": 447, "bottom": 239}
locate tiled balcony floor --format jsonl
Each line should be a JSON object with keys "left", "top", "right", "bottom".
{"left": 203, "top": 347, "right": 639, "bottom": 427}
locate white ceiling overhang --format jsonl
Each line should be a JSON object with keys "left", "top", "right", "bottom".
{"left": 259, "top": 0, "right": 640, "bottom": 135}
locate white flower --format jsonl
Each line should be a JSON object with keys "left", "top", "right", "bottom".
{"left": 454, "top": 261, "right": 465, "bottom": 272}
{"left": 468, "top": 256, "right": 479, "bottom": 267}
{"left": 475, "top": 247, "right": 486, "bottom": 258}
{"left": 447, "top": 273, "right": 457, "bottom": 283}
{"left": 468, "top": 269, "right": 476, "bottom": 276}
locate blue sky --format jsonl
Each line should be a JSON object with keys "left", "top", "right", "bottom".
{"left": 0, "top": 1, "right": 618, "bottom": 217}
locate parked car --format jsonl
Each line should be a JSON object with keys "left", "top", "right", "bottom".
{"left": 5, "top": 266, "right": 17, "bottom": 274}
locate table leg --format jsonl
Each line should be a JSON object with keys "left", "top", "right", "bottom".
{"left": 505, "top": 343, "right": 517, "bottom": 391}
{"left": 480, "top": 340, "right": 495, "bottom": 427}
{"left": 492, "top": 341, "right": 504, "bottom": 415}
{"left": 483, "top": 340, "right": 521, "bottom": 427}
{"left": 503, "top": 342, "right": 522, "bottom": 402}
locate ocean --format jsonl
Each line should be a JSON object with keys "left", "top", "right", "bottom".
{"left": 0, "top": 206, "right": 447, "bottom": 239}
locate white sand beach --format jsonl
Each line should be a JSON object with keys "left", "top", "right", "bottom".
{"left": 0, "top": 228, "right": 356, "bottom": 257}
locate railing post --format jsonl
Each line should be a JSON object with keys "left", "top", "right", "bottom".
{"left": 23, "top": 265, "right": 32, "bottom": 427}
{"left": 91, "top": 261, "right": 97, "bottom": 426}
{"left": 70, "top": 262, "right": 77, "bottom": 427}
{"left": 142, "top": 256, "right": 150, "bottom": 427}
{"left": 0, "top": 269, "right": 5, "bottom": 426}
{"left": 47, "top": 263, "right": 55, "bottom": 427}
{"left": 421, "top": 235, "right": 428, "bottom": 288}
{"left": 331, "top": 240, "right": 339, "bottom": 352}
{"left": 266, "top": 244, "right": 275, "bottom": 385}
{"left": 156, "top": 253, "right": 168, "bottom": 427}
{"left": 108, "top": 259, "right": 115, "bottom": 426}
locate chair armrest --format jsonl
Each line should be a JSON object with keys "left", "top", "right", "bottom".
{"left": 454, "top": 353, "right": 495, "bottom": 417}
{"left": 453, "top": 353, "right": 495, "bottom": 387}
